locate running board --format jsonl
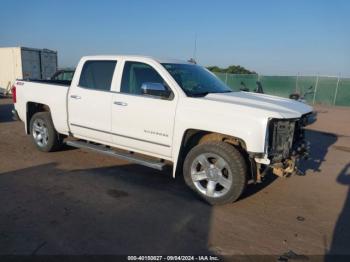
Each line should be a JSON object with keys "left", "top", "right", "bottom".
{"left": 65, "top": 140, "right": 167, "bottom": 171}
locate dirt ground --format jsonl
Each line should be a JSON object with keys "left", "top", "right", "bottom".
{"left": 1, "top": 98, "right": 350, "bottom": 259}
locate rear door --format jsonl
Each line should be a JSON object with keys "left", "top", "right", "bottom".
{"left": 68, "top": 60, "right": 117, "bottom": 143}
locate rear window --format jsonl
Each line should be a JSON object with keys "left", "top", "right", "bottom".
{"left": 79, "top": 60, "right": 116, "bottom": 91}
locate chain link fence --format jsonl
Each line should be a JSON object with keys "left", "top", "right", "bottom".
{"left": 215, "top": 73, "right": 350, "bottom": 107}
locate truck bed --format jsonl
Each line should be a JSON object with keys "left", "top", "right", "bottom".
{"left": 14, "top": 79, "right": 70, "bottom": 135}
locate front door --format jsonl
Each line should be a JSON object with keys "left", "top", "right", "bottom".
{"left": 111, "top": 61, "right": 177, "bottom": 157}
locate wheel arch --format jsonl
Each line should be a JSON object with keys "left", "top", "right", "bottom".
{"left": 173, "top": 129, "right": 248, "bottom": 178}
{"left": 26, "top": 102, "right": 51, "bottom": 134}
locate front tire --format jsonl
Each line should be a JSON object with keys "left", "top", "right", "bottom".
{"left": 183, "top": 141, "right": 247, "bottom": 205}
{"left": 30, "top": 112, "right": 63, "bottom": 152}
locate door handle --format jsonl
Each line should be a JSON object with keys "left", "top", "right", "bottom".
{"left": 114, "top": 101, "right": 128, "bottom": 106}
{"left": 70, "top": 95, "right": 81, "bottom": 99}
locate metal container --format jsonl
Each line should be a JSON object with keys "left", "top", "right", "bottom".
{"left": 0, "top": 47, "right": 57, "bottom": 94}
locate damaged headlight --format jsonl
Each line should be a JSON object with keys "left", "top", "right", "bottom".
{"left": 301, "top": 111, "right": 317, "bottom": 126}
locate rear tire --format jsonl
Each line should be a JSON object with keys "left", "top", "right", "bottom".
{"left": 183, "top": 141, "right": 247, "bottom": 205}
{"left": 30, "top": 112, "right": 63, "bottom": 152}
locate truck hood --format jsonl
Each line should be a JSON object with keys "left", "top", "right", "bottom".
{"left": 203, "top": 91, "right": 313, "bottom": 119}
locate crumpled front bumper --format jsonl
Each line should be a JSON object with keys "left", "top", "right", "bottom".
{"left": 252, "top": 140, "right": 309, "bottom": 183}
{"left": 252, "top": 112, "right": 315, "bottom": 182}
{"left": 270, "top": 139, "right": 310, "bottom": 177}
{"left": 267, "top": 112, "right": 315, "bottom": 177}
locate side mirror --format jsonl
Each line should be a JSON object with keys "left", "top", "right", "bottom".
{"left": 141, "top": 82, "right": 171, "bottom": 98}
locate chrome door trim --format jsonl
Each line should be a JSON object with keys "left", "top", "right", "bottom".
{"left": 70, "top": 123, "right": 171, "bottom": 148}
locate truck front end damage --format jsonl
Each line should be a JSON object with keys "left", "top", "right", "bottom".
{"left": 252, "top": 112, "right": 316, "bottom": 182}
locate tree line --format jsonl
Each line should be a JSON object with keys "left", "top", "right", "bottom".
{"left": 206, "top": 65, "right": 256, "bottom": 74}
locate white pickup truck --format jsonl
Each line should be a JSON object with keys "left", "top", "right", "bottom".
{"left": 12, "top": 55, "right": 315, "bottom": 205}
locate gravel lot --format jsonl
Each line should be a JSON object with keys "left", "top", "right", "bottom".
{"left": 1, "top": 98, "right": 350, "bottom": 258}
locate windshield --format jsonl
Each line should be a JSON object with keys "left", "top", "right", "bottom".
{"left": 162, "top": 63, "right": 233, "bottom": 97}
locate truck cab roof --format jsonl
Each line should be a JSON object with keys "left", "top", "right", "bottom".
{"left": 80, "top": 55, "right": 191, "bottom": 65}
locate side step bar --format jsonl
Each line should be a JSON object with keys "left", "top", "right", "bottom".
{"left": 65, "top": 140, "right": 167, "bottom": 171}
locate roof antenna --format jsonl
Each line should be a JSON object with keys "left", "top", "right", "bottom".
{"left": 188, "top": 33, "right": 197, "bottom": 64}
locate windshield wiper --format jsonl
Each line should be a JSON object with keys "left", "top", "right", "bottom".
{"left": 190, "top": 90, "right": 233, "bottom": 97}
{"left": 190, "top": 92, "right": 210, "bottom": 97}
{"left": 209, "top": 90, "right": 233, "bottom": 94}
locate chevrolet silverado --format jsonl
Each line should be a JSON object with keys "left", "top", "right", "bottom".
{"left": 12, "top": 55, "right": 315, "bottom": 205}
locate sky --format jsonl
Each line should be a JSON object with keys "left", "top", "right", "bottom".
{"left": 1, "top": 0, "right": 349, "bottom": 76}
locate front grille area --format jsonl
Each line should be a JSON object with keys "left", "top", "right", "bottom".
{"left": 268, "top": 115, "right": 307, "bottom": 162}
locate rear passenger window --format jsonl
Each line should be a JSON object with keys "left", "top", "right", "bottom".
{"left": 79, "top": 61, "right": 116, "bottom": 91}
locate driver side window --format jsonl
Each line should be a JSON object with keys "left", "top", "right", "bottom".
{"left": 120, "top": 61, "right": 172, "bottom": 99}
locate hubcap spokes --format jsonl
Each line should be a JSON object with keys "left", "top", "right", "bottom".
{"left": 191, "top": 153, "right": 232, "bottom": 198}
{"left": 32, "top": 119, "right": 48, "bottom": 147}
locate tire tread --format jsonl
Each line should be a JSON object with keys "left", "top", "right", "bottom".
{"left": 30, "top": 112, "right": 63, "bottom": 152}
{"left": 183, "top": 141, "right": 247, "bottom": 205}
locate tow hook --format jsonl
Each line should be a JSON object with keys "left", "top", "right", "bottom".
{"left": 272, "top": 140, "right": 310, "bottom": 177}
{"left": 272, "top": 157, "right": 305, "bottom": 177}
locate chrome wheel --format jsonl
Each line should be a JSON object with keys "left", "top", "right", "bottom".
{"left": 32, "top": 118, "right": 49, "bottom": 147}
{"left": 190, "top": 153, "right": 233, "bottom": 198}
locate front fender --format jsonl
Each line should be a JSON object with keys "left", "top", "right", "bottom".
{"left": 171, "top": 110, "right": 268, "bottom": 177}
